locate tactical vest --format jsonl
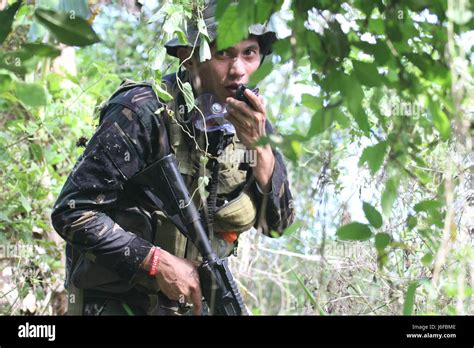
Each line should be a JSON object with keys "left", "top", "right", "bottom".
{"left": 105, "top": 77, "right": 257, "bottom": 262}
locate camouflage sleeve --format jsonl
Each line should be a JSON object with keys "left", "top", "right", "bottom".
{"left": 252, "top": 120, "right": 295, "bottom": 236}
{"left": 51, "top": 95, "right": 165, "bottom": 282}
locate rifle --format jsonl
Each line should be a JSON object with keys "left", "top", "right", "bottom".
{"left": 131, "top": 154, "right": 248, "bottom": 316}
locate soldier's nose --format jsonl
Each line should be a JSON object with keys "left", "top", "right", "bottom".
{"left": 228, "top": 58, "right": 245, "bottom": 79}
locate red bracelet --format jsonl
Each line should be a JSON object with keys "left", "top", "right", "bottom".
{"left": 148, "top": 247, "right": 161, "bottom": 277}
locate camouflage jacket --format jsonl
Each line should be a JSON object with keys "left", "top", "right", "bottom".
{"left": 51, "top": 73, "right": 295, "bottom": 293}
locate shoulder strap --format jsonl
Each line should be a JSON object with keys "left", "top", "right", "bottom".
{"left": 98, "top": 79, "right": 154, "bottom": 123}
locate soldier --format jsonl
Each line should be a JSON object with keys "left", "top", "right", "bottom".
{"left": 51, "top": 0, "right": 295, "bottom": 315}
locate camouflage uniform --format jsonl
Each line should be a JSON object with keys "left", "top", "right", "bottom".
{"left": 51, "top": 71, "right": 295, "bottom": 315}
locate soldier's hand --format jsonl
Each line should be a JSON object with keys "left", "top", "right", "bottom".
{"left": 225, "top": 89, "right": 266, "bottom": 149}
{"left": 225, "top": 90, "right": 275, "bottom": 193}
{"left": 154, "top": 249, "right": 203, "bottom": 315}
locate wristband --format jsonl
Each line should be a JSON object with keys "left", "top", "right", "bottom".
{"left": 148, "top": 247, "right": 161, "bottom": 277}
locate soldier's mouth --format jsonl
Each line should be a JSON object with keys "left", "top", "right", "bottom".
{"left": 225, "top": 83, "right": 240, "bottom": 97}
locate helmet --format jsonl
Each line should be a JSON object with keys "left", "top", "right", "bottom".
{"left": 164, "top": 0, "right": 277, "bottom": 59}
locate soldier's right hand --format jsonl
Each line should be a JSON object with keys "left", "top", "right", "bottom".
{"left": 152, "top": 249, "right": 203, "bottom": 315}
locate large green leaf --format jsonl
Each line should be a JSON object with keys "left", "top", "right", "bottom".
{"left": 14, "top": 81, "right": 47, "bottom": 107}
{"left": 34, "top": 8, "right": 100, "bottom": 47}
{"left": 249, "top": 60, "right": 274, "bottom": 85}
{"left": 363, "top": 202, "right": 383, "bottom": 228}
{"left": 255, "top": 0, "right": 281, "bottom": 23}
{"left": 359, "top": 141, "right": 387, "bottom": 174}
{"left": 353, "top": 60, "right": 382, "bottom": 87}
{"left": 336, "top": 222, "right": 373, "bottom": 241}
{"left": 0, "top": 1, "right": 21, "bottom": 45}
{"left": 216, "top": 3, "right": 248, "bottom": 50}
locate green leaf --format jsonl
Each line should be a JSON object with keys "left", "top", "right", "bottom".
{"left": 199, "top": 37, "right": 212, "bottom": 63}
{"left": 375, "top": 233, "right": 390, "bottom": 251}
{"left": 334, "top": 110, "right": 350, "bottom": 128}
{"left": 282, "top": 220, "right": 302, "bottom": 236}
{"left": 281, "top": 139, "right": 300, "bottom": 162}
{"left": 368, "top": 18, "right": 384, "bottom": 34}
{"left": 421, "top": 253, "right": 433, "bottom": 267}
{"left": 336, "top": 222, "right": 373, "bottom": 241}
{"left": 0, "top": 1, "right": 21, "bottom": 45}
{"left": 249, "top": 60, "right": 273, "bottom": 85}
{"left": 22, "top": 43, "right": 61, "bottom": 58}
{"left": 20, "top": 195, "right": 32, "bottom": 213}
{"left": 30, "top": 143, "right": 44, "bottom": 162}
{"left": 414, "top": 199, "right": 442, "bottom": 213}
{"left": 34, "top": 8, "right": 100, "bottom": 47}
{"left": 0, "top": 212, "right": 11, "bottom": 223}
{"left": 386, "top": 19, "right": 403, "bottom": 42}
{"left": 290, "top": 140, "right": 303, "bottom": 158}
{"left": 270, "top": 230, "right": 280, "bottom": 238}
{"left": 198, "top": 175, "right": 210, "bottom": 199}
{"left": 0, "top": 73, "right": 12, "bottom": 92}
{"left": 352, "top": 60, "right": 382, "bottom": 87}
{"left": 381, "top": 177, "right": 400, "bottom": 216}
{"left": 323, "top": 21, "right": 349, "bottom": 59}
{"left": 358, "top": 141, "right": 387, "bottom": 174}
{"left": 175, "top": 29, "right": 188, "bottom": 45}
{"left": 197, "top": 17, "right": 210, "bottom": 39}
{"left": 182, "top": 82, "right": 195, "bottom": 112}
{"left": 152, "top": 82, "right": 173, "bottom": 102}
{"left": 403, "top": 281, "right": 419, "bottom": 315}
{"left": 407, "top": 215, "right": 417, "bottom": 229}
{"left": 428, "top": 100, "right": 450, "bottom": 141}
{"left": 341, "top": 74, "right": 370, "bottom": 133}
{"left": 255, "top": 0, "right": 280, "bottom": 23}
{"left": 121, "top": 303, "right": 135, "bottom": 316}
{"left": 216, "top": 4, "right": 248, "bottom": 50}
{"left": 272, "top": 37, "right": 291, "bottom": 63}
{"left": 293, "top": 272, "right": 325, "bottom": 315}
{"left": 215, "top": 0, "right": 232, "bottom": 18}
{"left": 14, "top": 81, "right": 47, "bottom": 107}
{"left": 301, "top": 94, "right": 320, "bottom": 110}
{"left": 363, "top": 202, "right": 383, "bottom": 228}
{"left": 352, "top": 41, "right": 390, "bottom": 65}
{"left": 150, "top": 46, "right": 166, "bottom": 71}
{"left": 307, "top": 109, "right": 333, "bottom": 137}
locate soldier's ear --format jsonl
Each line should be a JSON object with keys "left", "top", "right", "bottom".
{"left": 176, "top": 47, "right": 195, "bottom": 69}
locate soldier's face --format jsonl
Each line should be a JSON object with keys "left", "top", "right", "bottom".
{"left": 196, "top": 37, "right": 261, "bottom": 103}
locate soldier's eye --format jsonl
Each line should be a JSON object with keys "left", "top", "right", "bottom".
{"left": 216, "top": 50, "right": 228, "bottom": 57}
